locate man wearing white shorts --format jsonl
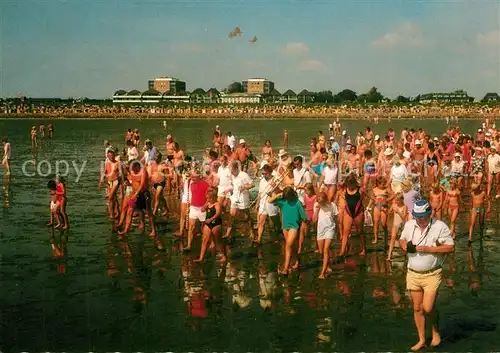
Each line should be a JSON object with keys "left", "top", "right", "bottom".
{"left": 255, "top": 164, "right": 281, "bottom": 244}
{"left": 186, "top": 170, "right": 209, "bottom": 251}
{"left": 223, "top": 160, "right": 255, "bottom": 240}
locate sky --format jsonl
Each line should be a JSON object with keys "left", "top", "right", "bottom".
{"left": 1, "top": 0, "right": 499, "bottom": 99}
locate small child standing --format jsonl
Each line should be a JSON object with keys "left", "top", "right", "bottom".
{"left": 47, "top": 180, "right": 62, "bottom": 228}
{"left": 55, "top": 176, "right": 69, "bottom": 229}
{"left": 468, "top": 183, "right": 487, "bottom": 244}
{"left": 386, "top": 193, "right": 407, "bottom": 261}
{"left": 313, "top": 192, "right": 339, "bottom": 279}
{"left": 301, "top": 183, "right": 317, "bottom": 253}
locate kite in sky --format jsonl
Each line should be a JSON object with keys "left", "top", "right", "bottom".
{"left": 248, "top": 36, "right": 257, "bottom": 43}
{"left": 228, "top": 26, "right": 242, "bottom": 39}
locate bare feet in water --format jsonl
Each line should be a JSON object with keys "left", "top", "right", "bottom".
{"left": 410, "top": 340, "right": 426, "bottom": 351}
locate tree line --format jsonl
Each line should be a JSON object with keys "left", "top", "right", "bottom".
{"left": 226, "top": 82, "right": 499, "bottom": 103}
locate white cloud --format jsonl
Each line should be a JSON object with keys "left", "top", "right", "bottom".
{"left": 169, "top": 43, "right": 202, "bottom": 52}
{"left": 298, "top": 59, "right": 325, "bottom": 71}
{"left": 372, "top": 22, "right": 427, "bottom": 48}
{"left": 282, "top": 42, "right": 309, "bottom": 54}
{"left": 477, "top": 30, "right": 500, "bottom": 47}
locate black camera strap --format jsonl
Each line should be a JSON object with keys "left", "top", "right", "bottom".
{"left": 410, "top": 219, "right": 434, "bottom": 247}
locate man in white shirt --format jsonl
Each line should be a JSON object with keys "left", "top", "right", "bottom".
{"left": 255, "top": 164, "right": 280, "bottom": 244}
{"left": 2, "top": 137, "right": 11, "bottom": 175}
{"left": 399, "top": 200, "right": 454, "bottom": 351}
{"left": 223, "top": 160, "right": 255, "bottom": 240}
{"left": 487, "top": 146, "right": 500, "bottom": 198}
{"left": 226, "top": 132, "right": 236, "bottom": 151}
{"left": 292, "top": 156, "right": 312, "bottom": 205}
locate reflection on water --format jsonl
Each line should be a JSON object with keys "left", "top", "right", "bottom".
{"left": 3, "top": 174, "right": 12, "bottom": 209}
{"left": 1, "top": 119, "right": 499, "bottom": 351}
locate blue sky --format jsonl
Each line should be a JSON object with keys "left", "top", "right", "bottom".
{"left": 1, "top": 0, "right": 499, "bottom": 99}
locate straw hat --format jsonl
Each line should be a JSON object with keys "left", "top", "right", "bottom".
{"left": 278, "top": 149, "right": 288, "bottom": 158}
{"left": 402, "top": 178, "right": 413, "bottom": 190}
{"left": 471, "top": 182, "right": 480, "bottom": 190}
{"left": 384, "top": 148, "right": 394, "bottom": 156}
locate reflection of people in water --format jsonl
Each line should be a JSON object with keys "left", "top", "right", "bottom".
{"left": 225, "top": 261, "right": 252, "bottom": 309}
{"left": 3, "top": 174, "right": 12, "bottom": 209}
{"left": 181, "top": 259, "right": 210, "bottom": 321}
{"left": 49, "top": 228, "right": 68, "bottom": 274}
{"left": 2, "top": 137, "right": 11, "bottom": 176}
{"left": 257, "top": 250, "right": 277, "bottom": 310}
{"left": 468, "top": 245, "right": 481, "bottom": 296}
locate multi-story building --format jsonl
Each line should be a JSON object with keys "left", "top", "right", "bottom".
{"left": 242, "top": 78, "right": 274, "bottom": 94}
{"left": 220, "top": 93, "right": 261, "bottom": 104}
{"left": 150, "top": 77, "right": 186, "bottom": 94}
{"left": 419, "top": 90, "right": 474, "bottom": 104}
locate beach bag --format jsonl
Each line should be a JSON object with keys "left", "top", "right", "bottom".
{"left": 364, "top": 209, "right": 373, "bottom": 227}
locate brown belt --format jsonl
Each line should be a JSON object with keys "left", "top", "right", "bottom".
{"left": 408, "top": 266, "right": 442, "bottom": 275}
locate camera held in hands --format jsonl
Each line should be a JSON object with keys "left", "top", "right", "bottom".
{"left": 407, "top": 241, "right": 417, "bottom": 253}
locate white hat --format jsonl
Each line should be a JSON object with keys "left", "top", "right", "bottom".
{"left": 278, "top": 149, "right": 288, "bottom": 158}
{"left": 454, "top": 152, "right": 461, "bottom": 157}
{"left": 478, "top": 129, "right": 482, "bottom": 132}
{"left": 216, "top": 125, "right": 219, "bottom": 129}
{"left": 374, "top": 135, "right": 380, "bottom": 141}
{"left": 486, "top": 132, "right": 492, "bottom": 136}
{"left": 329, "top": 136, "right": 335, "bottom": 140}
{"left": 342, "top": 130, "right": 346, "bottom": 135}
{"left": 239, "top": 138, "right": 246, "bottom": 144}
{"left": 415, "top": 139, "right": 422, "bottom": 145}
{"left": 433, "top": 137, "right": 439, "bottom": 141}
{"left": 490, "top": 145, "right": 497, "bottom": 151}
{"left": 259, "top": 160, "right": 268, "bottom": 169}
{"left": 384, "top": 148, "right": 394, "bottom": 156}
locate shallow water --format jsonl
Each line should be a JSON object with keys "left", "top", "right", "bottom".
{"left": 0, "top": 118, "right": 499, "bottom": 352}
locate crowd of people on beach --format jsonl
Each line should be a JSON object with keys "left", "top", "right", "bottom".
{"left": 2, "top": 100, "right": 500, "bottom": 120}
{"left": 2, "top": 117, "right": 500, "bottom": 351}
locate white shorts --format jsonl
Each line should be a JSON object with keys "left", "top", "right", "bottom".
{"left": 230, "top": 193, "right": 250, "bottom": 210}
{"left": 217, "top": 186, "right": 231, "bottom": 198}
{"left": 189, "top": 206, "right": 206, "bottom": 222}
{"left": 258, "top": 202, "right": 279, "bottom": 217}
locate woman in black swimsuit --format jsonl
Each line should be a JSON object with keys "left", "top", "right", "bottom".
{"left": 195, "top": 189, "right": 225, "bottom": 263}
{"left": 425, "top": 142, "right": 440, "bottom": 185}
{"left": 339, "top": 175, "right": 366, "bottom": 257}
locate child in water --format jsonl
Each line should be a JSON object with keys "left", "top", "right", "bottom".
{"left": 468, "top": 183, "right": 487, "bottom": 244}
{"left": 47, "top": 180, "right": 62, "bottom": 228}
{"left": 195, "top": 189, "right": 224, "bottom": 263}
{"left": 386, "top": 193, "right": 407, "bottom": 261}
{"left": 269, "top": 186, "right": 307, "bottom": 275}
{"left": 313, "top": 192, "right": 339, "bottom": 279}
{"left": 301, "top": 183, "right": 316, "bottom": 254}
{"left": 55, "top": 176, "right": 69, "bottom": 229}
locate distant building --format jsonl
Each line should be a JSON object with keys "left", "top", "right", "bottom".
{"left": 242, "top": 78, "right": 274, "bottom": 94}
{"left": 150, "top": 77, "right": 186, "bottom": 94}
{"left": 220, "top": 93, "right": 261, "bottom": 104}
{"left": 481, "top": 92, "right": 500, "bottom": 103}
{"left": 112, "top": 89, "right": 189, "bottom": 104}
{"left": 419, "top": 90, "right": 474, "bottom": 104}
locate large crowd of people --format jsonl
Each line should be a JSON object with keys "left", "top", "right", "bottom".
{"left": 2, "top": 117, "right": 500, "bottom": 351}
{"left": 1, "top": 100, "right": 500, "bottom": 119}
